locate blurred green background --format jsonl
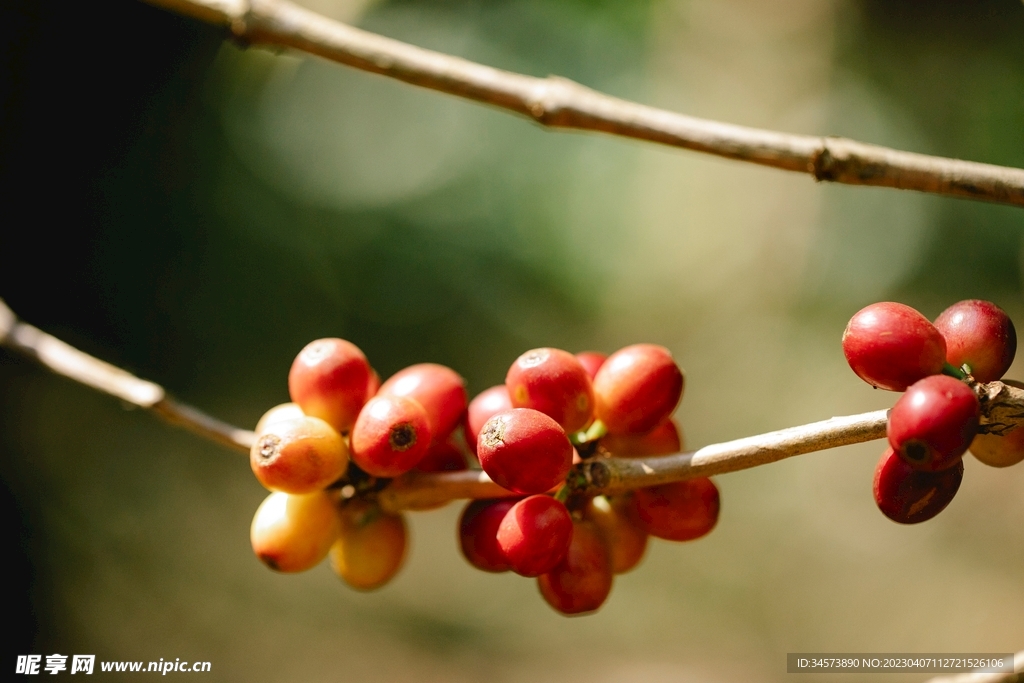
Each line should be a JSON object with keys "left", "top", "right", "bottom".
{"left": 1, "top": 0, "right": 1023, "bottom": 680}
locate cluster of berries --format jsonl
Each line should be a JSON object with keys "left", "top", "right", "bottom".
{"left": 460, "top": 345, "right": 718, "bottom": 615}
{"left": 248, "top": 339, "right": 469, "bottom": 589}
{"left": 246, "top": 338, "right": 719, "bottom": 615}
{"left": 842, "top": 299, "right": 1020, "bottom": 524}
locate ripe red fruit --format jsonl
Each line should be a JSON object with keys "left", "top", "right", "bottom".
{"left": 934, "top": 299, "right": 1016, "bottom": 383}
{"left": 378, "top": 363, "right": 467, "bottom": 444}
{"left": 600, "top": 418, "right": 683, "bottom": 458}
{"left": 477, "top": 408, "right": 573, "bottom": 494}
{"left": 288, "top": 338, "right": 372, "bottom": 433}
{"left": 586, "top": 495, "right": 648, "bottom": 574}
{"left": 887, "top": 375, "right": 980, "bottom": 472}
{"left": 593, "top": 344, "right": 684, "bottom": 435}
{"left": 250, "top": 416, "right": 349, "bottom": 494}
{"left": 575, "top": 351, "right": 607, "bottom": 381}
{"left": 496, "top": 495, "right": 573, "bottom": 577}
{"left": 458, "top": 498, "right": 518, "bottom": 572}
{"left": 466, "top": 385, "right": 513, "bottom": 451}
{"left": 873, "top": 447, "right": 963, "bottom": 524}
{"left": 634, "top": 478, "right": 720, "bottom": 541}
{"left": 329, "top": 500, "right": 407, "bottom": 590}
{"left": 538, "top": 520, "right": 613, "bottom": 615}
{"left": 506, "top": 348, "right": 595, "bottom": 433}
{"left": 842, "top": 302, "right": 946, "bottom": 391}
{"left": 350, "top": 395, "right": 432, "bottom": 478}
{"left": 250, "top": 491, "right": 340, "bottom": 573}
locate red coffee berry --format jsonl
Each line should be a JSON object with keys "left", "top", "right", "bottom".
{"left": 288, "top": 338, "right": 372, "bottom": 433}
{"left": 575, "top": 351, "right": 607, "bottom": 381}
{"left": 250, "top": 491, "right": 340, "bottom": 573}
{"left": 934, "top": 299, "right": 1016, "bottom": 383}
{"left": 329, "top": 500, "right": 407, "bottom": 590}
{"left": 477, "top": 408, "right": 573, "bottom": 494}
{"left": 586, "top": 494, "right": 648, "bottom": 574}
{"left": 538, "top": 520, "right": 613, "bottom": 615}
{"left": 458, "top": 498, "right": 518, "bottom": 573}
{"left": 873, "top": 447, "right": 963, "bottom": 524}
{"left": 634, "top": 478, "right": 720, "bottom": 542}
{"left": 600, "top": 418, "right": 683, "bottom": 458}
{"left": 506, "top": 348, "right": 595, "bottom": 433}
{"left": 888, "top": 374, "right": 980, "bottom": 472}
{"left": 350, "top": 395, "right": 432, "bottom": 478}
{"left": 842, "top": 302, "right": 946, "bottom": 391}
{"left": 593, "top": 344, "right": 684, "bottom": 435}
{"left": 250, "top": 416, "right": 349, "bottom": 494}
{"left": 379, "top": 363, "right": 467, "bottom": 443}
{"left": 466, "top": 385, "right": 513, "bottom": 450}
{"left": 496, "top": 495, "right": 573, "bottom": 577}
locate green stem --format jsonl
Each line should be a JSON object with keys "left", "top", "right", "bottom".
{"left": 942, "top": 362, "right": 967, "bottom": 380}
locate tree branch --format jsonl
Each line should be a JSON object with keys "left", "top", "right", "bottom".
{"left": 376, "top": 410, "right": 889, "bottom": 511}
{"left": 0, "top": 298, "right": 254, "bottom": 453}
{"left": 139, "top": 0, "right": 1024, "bottom": 207}
{"left": 5, "top": 297, "right": 1024, "bottom": 514}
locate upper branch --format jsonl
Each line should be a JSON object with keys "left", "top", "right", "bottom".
{"left": 141, "top": 0, "right": 1024, "bottom": 207}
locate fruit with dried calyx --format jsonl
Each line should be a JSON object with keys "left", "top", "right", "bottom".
{"left": 250, "top": 415, "right": 348, "bottom": 494}
{"left": 477, "top": 408, "right": 572, "bottom": 495}
{"left": 887, "top": 374, "right": 979, "bottom": 472}
{"left": 350, "top": 395, "right": 432, "bottom": 477}
{"left": 378, "top": 363, "right": 467, "bottom": 445}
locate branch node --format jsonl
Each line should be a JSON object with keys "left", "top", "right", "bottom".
{"left": 811, "top": 137, "right": 840, "bottom": 182}
{"left": 527, "top": 76, "right": 582, "bottom": 126}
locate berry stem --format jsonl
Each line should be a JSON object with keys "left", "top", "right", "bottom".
{"left": 570, "top": 419, "right": 608, "bottom": 446}
{"left": 942, "top": 362, "right": 968, "bottom": 380}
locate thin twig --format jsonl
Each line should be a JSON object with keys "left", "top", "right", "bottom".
{"left": 140, "top": 0, "right": 1024, "bottom": 207}
{"left": 5, "top": 297, "right": 1024, "bottom": 513}
{"left": 0, "top": 298, "right": 254, "bottom": 453}
{"left": 377, "top": 411, "right": 889, "bottom": 511}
